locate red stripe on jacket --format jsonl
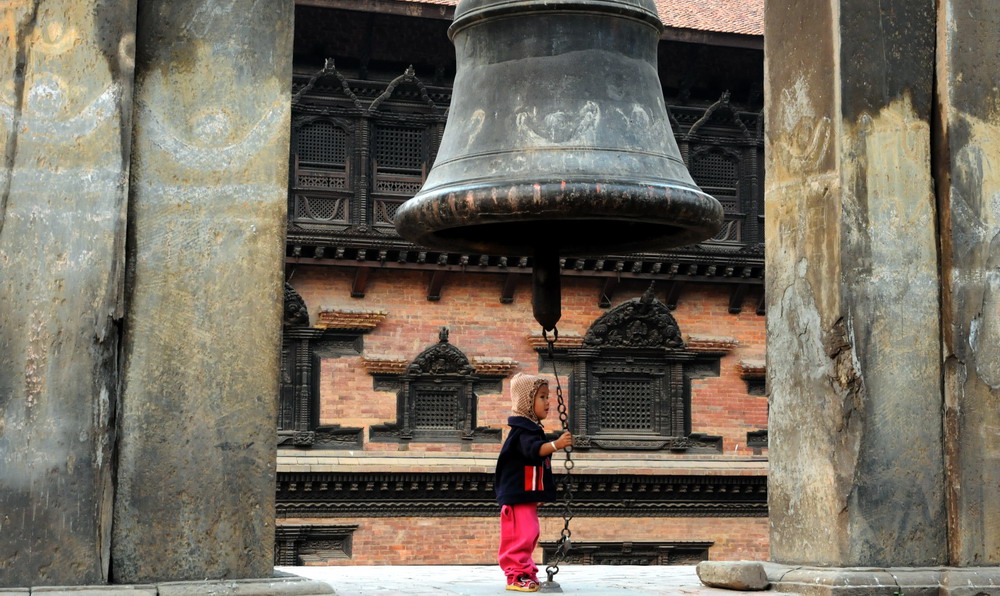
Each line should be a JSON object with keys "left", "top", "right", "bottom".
{"left": 524, "top": 466, "right": 544, "bottom": 491}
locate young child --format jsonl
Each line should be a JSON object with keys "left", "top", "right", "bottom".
{"left": 495, "top": 372, "right": 573, "bottom": 592}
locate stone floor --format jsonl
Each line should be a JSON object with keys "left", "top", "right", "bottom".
{"left": 278, "top": 565, "right": 794, "bottom": 595}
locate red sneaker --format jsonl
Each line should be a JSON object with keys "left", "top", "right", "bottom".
{"left": 506, "top": 574, "right": 540, "bottom": 592}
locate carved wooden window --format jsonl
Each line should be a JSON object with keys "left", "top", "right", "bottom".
{"left": 412, "top": 384, "right": 463, "bottom": 430}
{"left": 371, "top": 124, "right": 430, "bottom": 228}
{"left": 291, "top": 118, "right": 352, "bottom": 228}
{"left": 592, "top": 370, "right": 672, "bottom": 433}
{"left": 369, "top": 328, "right": 501, "bottom": 443}
{"left": 295, "top": 120, "right": 351, "bottom": 191}
{"left": 691, "top": 147, "right": 742, "bottom": 243}
{"left": 566, "top": 286, "right": 723, "bottom": 452}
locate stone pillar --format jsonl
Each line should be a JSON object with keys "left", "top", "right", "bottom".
{"left": 0, "top": 0, "right": 136, "bottom": 587}
{"left": 112, "top": 0, "right": 292, "bottom": 583}
{"left": 937, "top": 0, "right": 1000, "bottom": 566}
{"left": 764, "top": 0, "right": 946, "bottom": 570}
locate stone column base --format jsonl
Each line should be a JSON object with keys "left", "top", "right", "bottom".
{"left": 762, "top": 562, "right": 1000, "bottom": 596}
{"left": 0, "top": 573, "right": 334, "bottom": 595}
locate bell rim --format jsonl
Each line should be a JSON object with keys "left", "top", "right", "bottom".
{"left": 394, "top": 179, "right": 724, "bottom": 256}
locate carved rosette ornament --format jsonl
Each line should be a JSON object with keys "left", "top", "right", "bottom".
{"left": 406, "top": 327, "right": 475, "bottom": 376}
{"left": 583, "top": 284, "right": 683, "bottom": 349}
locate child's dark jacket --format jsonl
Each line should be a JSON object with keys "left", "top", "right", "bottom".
{"left": 495, "top": 416, "right": 557, "bottom": 506}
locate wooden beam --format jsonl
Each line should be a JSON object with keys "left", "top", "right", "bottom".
{"left": 294, "top": 0, "right": 455, "bottom": 20}
{"left": 728, "top": 284, "right": 749, "bottom": 314}
{"left": 500, "top": 273, "right": 518, "bottom": 304}
{"left": 427, "top": 271, "right": 447, "bottom": 301}
{"left": 756, "top": 289, "right": 767, "bottom": 316}
{"left": 665, "top": 282, "right": 684, "bottom": 310}
{"left": 351, "top": 267, "right": 370, "bottom": 298}
{"left": 598, "top": 277, "right": 619, "bottom": 308}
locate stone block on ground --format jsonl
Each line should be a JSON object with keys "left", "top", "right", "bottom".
{"left": 697, "top": 561, "right": 769, "bottom": 590}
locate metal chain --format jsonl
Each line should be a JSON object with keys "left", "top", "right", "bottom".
{"left": 542, "top": 327, "right": 574, "bottom": 584}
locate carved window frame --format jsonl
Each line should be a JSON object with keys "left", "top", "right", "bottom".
{"left": 370, "top": 329, "right": 502, "bottom": 444}
{"left": 278, "top": 283, "right": 364, "bottom": 449}
{"left": 560, "top": 287, "right": 724, "bottom": 452}
{"left": 290, "top": 115, "right": 356, "bottom": 230}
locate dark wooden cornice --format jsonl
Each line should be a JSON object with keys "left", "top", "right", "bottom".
{"left": 276, "top": 471, "right": 767, "bottom": 518}
{"left": 295, "top": 0, "right": 456, "bottom": 20}
{"left": 285, "top": 235, "right": 765, "bottom": 283}
{"left": 286, "top": 233, "right": 765, "bottom": 314}
{"left": 661, "top": 27, "right": 763, "bottom": 51}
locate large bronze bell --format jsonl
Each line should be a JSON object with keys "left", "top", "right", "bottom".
{"left": 394, "top": 0, "right": 723, "bottom": 330}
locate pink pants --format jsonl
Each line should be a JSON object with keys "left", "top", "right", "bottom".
{"left": 498, "top": 503, "right": 540, "bottom": 580}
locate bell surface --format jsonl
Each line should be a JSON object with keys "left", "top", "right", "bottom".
{"left": 394, "top": 0, "right": 724, "bottom": 256}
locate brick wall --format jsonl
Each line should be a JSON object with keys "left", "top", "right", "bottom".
{"left": 282, "top": 265, "right": 769, "bottom": 566}
{"left": 280, "top": 515, "right": 769, "bottom": 565}
{"left": 289, "top": 265, "right": 767, "bottom": 453}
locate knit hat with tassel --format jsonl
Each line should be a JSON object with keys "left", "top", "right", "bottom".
{"left": 510, "top": 372, "right": 547, "bottom": 426}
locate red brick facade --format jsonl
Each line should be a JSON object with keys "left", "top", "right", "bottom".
{"left": 280, "top": 265, "right": 769, "bottom": 563}
{"left": 281, "top": 515, "right": 769, "bottom": 565}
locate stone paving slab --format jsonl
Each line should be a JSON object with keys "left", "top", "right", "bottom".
{"left": 279, "top": 565, "right": 794, "bottom": 595}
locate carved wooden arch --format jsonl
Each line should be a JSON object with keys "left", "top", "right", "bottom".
{"left": 583, "top": 285, "right": 684, "bottom": 349}
{"left": 686, "top": 90, "right": 752, "bottom": 141}
{"left": 369, "top": 65, "right": 440, "bottom": 113}
{"left": 292, "top": 58, "right": 364, "bottom": 111}
{"left": 406, "top": 327, "right": 475, "bottom": 376}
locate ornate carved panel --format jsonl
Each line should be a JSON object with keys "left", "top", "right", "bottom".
{"left": 369, "top": 328, "right": 502, "bottom": 443}
{"left": 582, "top": 286, "right": 684, "bottom": 349}
{"left": 274, "top": 524, "right": 358, "bottom": 565}
{"left": 276, "top": 472, "right": 767, "bottom": 518}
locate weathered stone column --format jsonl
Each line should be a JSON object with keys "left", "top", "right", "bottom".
{"left": 113, "top": 0, "right": 292, "bottom": 583}
{"left": 764, "top": 0, "right": 946, "bottom": 573}
{"left": 937, "top": 0, "right": 1000, "bottom": 567}
{"left": 0, "top": 0, "right": 136, "bottom": 587}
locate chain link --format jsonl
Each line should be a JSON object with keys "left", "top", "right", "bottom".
{"left": 542, "top": 327, "right": 574, "bottom": 583}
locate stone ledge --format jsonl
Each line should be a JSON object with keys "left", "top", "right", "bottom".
{"left": 739, "top": 358, "right": 766, "bottom": 378}
{"left": 527, "top": 332, "right": 585, "bottom": 350}
{"left": 686, "top": 334, "right": 740, "bottom": 352}
{"left": 277, "top": 452, "right": 769, "bottom": 475}
{"left": 761, "top": 562, "right": 1000, "bottom": 596}
{"left": 6, "top": 575, "right": 333, "bottom": 595}
{"left": 360, "top": 355, "right": 408, "bottom": 374}
{"left": 470, "top": 356, "right": 519, "bottom": 376}
{"left": 314, "top": 308, "right": 388, "bottom": 331}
